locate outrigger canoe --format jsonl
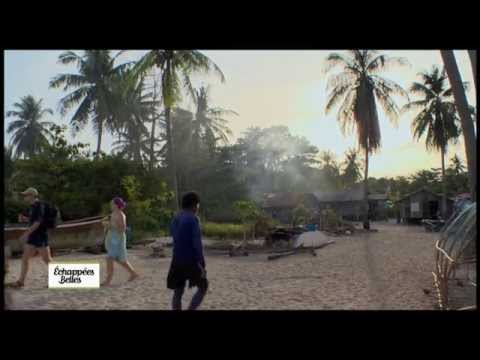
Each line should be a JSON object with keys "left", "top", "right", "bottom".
{"left": 4, "top": 216, "right": 105, "bottom": 254}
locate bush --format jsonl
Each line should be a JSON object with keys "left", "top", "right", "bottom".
{"left": 202, "top": 222, "right": 248, "bottom": 240}
{"left": 4, "top": 197, "right": 28, "bottom": 224}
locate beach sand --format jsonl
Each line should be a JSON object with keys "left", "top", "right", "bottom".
{"left": 5, "top": 223, "right": 438, "bottom": 310}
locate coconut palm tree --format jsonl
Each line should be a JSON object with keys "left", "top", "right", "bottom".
{"left": 403, "top": 66, "right": 463, "bottom": 217}
{"left": 440, "top": 50, "right": 477, "bottom": 200}
{"left": 109, "top": 71, "right": 161, "bottom": 164}
{"left": 132, "top": 50, "right": 225, "bottom": 210}
{"left": 6, "top": 95, "right": 55, "bottom": 159}
{"left": 192, "top": 85, "right": 236, "bottom": 157}
{"left": 49, "top": 50, "right": 132, "bottom": 158}
{"left": 324, "top": 50, "right": 409, "bottom": 229}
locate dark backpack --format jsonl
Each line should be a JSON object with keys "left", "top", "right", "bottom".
{"left": 41, "top": 202, "right": 59, "bottom": 230}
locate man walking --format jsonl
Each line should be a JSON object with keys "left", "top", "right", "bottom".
{"left": 7, "top": 187, "right": 53, "bottom": 288}
{"left": 167, "top": 192, "right": 208, "bottom": 310}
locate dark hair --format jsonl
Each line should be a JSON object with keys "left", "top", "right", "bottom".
{"left": 181, "top": 192, "right": 200, "bottom": 210}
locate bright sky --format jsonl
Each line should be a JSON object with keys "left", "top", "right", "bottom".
{"left": 4, "top": 50, "right": 476, "bottom": 178}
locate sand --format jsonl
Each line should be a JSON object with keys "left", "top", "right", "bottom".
{"left": 5, "top": 222, "right": 438, "bottom": 310}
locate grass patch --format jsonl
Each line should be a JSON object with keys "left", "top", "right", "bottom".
{"left": 202, "top": 222, "right": 248, "bottom": 240}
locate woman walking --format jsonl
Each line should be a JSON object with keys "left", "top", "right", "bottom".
{"left": 101, "top": 197, "right": 139, "bottom": 286}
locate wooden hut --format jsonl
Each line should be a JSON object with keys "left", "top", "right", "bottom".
{"left": 314, "top": 184, "right": 388, "bottom": 221}
{"left": 396, "top": 187, "right": 454, "bottom": 223}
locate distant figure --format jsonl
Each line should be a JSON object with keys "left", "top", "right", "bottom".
{"left": 6, "top": 187, "right": 53, "bottom": 289}
{"left": 101, "top": 197, "right": 139, "bottom": 286}
{"left": 167, "top": 192, "right": 208, "bottom": 310}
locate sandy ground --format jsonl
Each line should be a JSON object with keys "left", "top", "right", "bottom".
{"left": 5, "top": 223, "right": 439, "bottom": 310}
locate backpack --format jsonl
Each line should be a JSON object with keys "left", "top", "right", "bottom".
{"left": 41, "top": 202, "right": 59, "bottom": 230}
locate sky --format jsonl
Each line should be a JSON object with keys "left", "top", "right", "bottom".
{"left": 3, "top": 50, "right": 476, "bottom": 178}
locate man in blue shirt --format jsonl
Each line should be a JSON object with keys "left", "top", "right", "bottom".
{"left": 167, "top": 192, "right": 208, "bottom": 310}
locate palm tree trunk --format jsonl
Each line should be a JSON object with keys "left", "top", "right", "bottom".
{"left": 165, "top": 106, "right": 179, "bottom": 211}
{"left": 363, "top": 146, "right": 370, "bottom": 230}
{"left": 468, "top": 50, "right": 476, "bottom": 92}
{"left": 441, "top": 146, "right": 447, "bottom": 218}
{"left": 440, "top": 50, "right": 477, "bottom": 201}
{"left": 95, "top": 119, "right": 103, "bottom": 159}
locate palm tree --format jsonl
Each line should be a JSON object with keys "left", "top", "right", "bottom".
{"left": 132, "top": 50, "right": 225, "bottom": 210}
{"left": 342, "top": 148, "right": 362, "bottom": 188}
{"left": 192, "top": 85, "right": 236, "bottom": 157}
{"left": 402, "top": 66, "right": 462, "bottom": 217}
{"left": 440, "top": 50, "right": 477, "bottom": 201}
{"left": 49, "top": 50, "right": 132, "bottom": 158}
{"left": 325, "top": 50, "right": 409, "bottom": 229}
{"left": 450, "top": 154, "right": 466, "bottom": 175}
{"left": 109, "top": 71, "right": 160, "bottom": 164}
{"left": 6, "top": 95, "right": 55, "bottom": 159}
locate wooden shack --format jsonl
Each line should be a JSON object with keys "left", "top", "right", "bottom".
{"left": 314, "top": 184, "right": 388, "bottom": 221}
{"left": 396, "top": 187, "right": 453, "bottom": 223}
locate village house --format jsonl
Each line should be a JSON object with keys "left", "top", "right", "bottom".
{"left": 395, "top": 187, "right": 454, "bottom": 223}
{"left": 314, "top": 184, "right": 388, "bottom": 221}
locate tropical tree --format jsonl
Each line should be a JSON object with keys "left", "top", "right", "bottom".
{"left": 192, "top": 85, "right": 236, "bottom": 157}
{"left": 6, "top": 95, "right": 55, "bottom": 159}
{"left": 450, "top": 154, "right": 466, "bottom": 175}
{"left": 132, "top": 50, "right": 225, "bottom": 210}
{"left": 324, "top": 50, "right": 409, "bottom": 229}
{"left": 110, "top": 71, "right": 160, "bottom": 164}
{"left": 49, "top": 50, "right": 132, "bottom": 158}
{"left": 440, "top": 50, "right": 477, "bottom": 200}
{"left": 341, "top": 148, "right": 362, "bottom": 188}
{"left": 402, "top": 66, "right": 462, "bottom": 217}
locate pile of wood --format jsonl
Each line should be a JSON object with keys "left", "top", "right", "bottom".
{"left": 264, "top": 227, "right": 305, "bottom": 247}
{"left": 151, "top": 242, "right": 167, "bottom": 258}
{"left": 267, "top": 240, "right": 335, "bottom": 261}
{"left": 229, "top": 243, "right": 249, "bottom": 257}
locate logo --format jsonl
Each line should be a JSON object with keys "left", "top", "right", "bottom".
{"left": 48, "top": 263, "right": 100, "bottom": 289}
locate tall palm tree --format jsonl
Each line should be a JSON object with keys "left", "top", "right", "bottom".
{"left": 440, "top": 50, "right": 477, "bottom": 201}
{"left": 402, "top": 66, "right": 462, "bottom": 217}
{"left": 49, "top": 50, "right": 132, "bottom": 158}
{"left": 6, "top": 95, "right": 55, "bottom": 159}
{"left": 109, "top": 71, "right": 160, "bottom": 164}
{"left": 325, "top": 50, "right": 409, "bottom": 229}
{"left": 192, "top": 85, "right": 236, "bottom": 157}
{"left": 132, "top": 50, "right": 225, "bottom": 209}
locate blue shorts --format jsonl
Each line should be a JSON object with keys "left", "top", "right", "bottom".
{"left": 27, "top": 233, "right": 49, "bottom": 248}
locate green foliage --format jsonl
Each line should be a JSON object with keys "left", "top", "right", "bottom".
{"left": 4, "top": 198, "right": 28, "bottom": 224}
{"left": 120, "top": 175, "right": 174, "bottom": 237}
{"left": 202, "top": 222, "right": 247, "bottom": 240}
{"left": 292, "top": 203, "right": 310, "bottom": 226}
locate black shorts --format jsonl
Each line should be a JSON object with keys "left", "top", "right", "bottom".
{"left": 167, "top": 263, "right": 208, "bottom": 291}
{"left": 27, "top": 233, "right": 49, "bottom": 248}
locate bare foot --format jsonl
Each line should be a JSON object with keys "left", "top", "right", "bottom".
{"left": 100, "top": 281, "right": 111, "bottom": 287}
{"left": 128, "top": 273, "right": 140, "bottom": 282}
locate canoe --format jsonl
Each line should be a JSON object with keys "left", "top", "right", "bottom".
{"left": 4, "top": 216, "right": 105, "bottom": 253}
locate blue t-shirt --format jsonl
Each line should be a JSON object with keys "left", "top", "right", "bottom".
{"left": 170, "top": 211, "right": 205, "bottom": 266}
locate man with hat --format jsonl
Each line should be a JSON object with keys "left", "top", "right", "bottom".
{"left": 7, "top": 187, "right": 53, "bottom": 288}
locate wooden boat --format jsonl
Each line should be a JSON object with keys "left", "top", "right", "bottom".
{"left": 4, "top": 216, "right": 106, "bottom": 254}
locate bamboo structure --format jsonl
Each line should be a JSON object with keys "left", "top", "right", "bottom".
{"left": 432, "top": 202, "right": 476, "bottom": 310}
